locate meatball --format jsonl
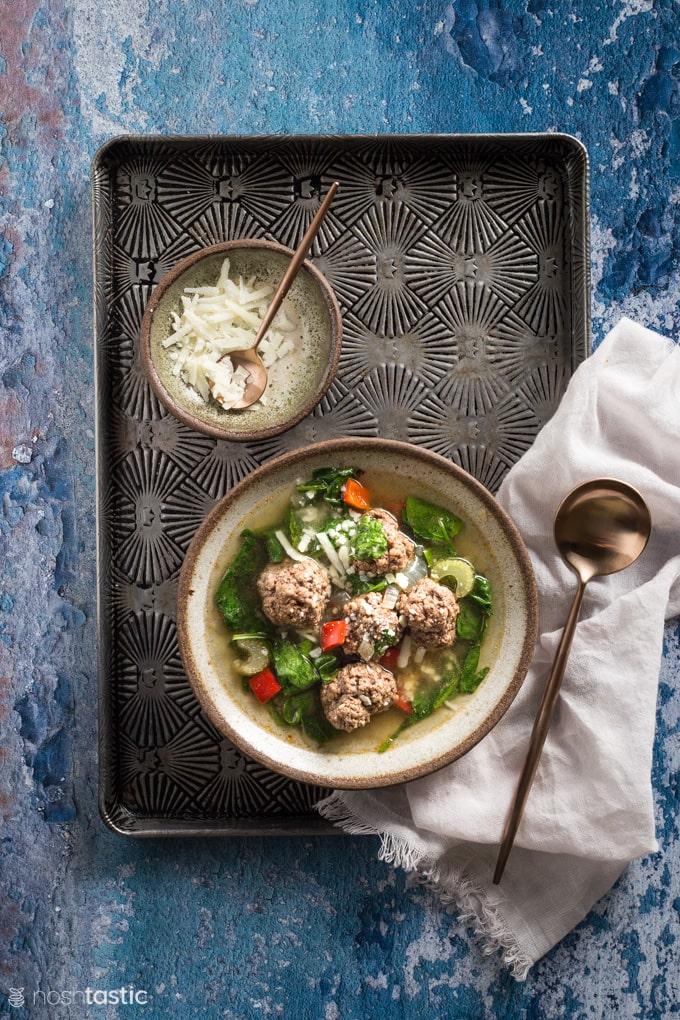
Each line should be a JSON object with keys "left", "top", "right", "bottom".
{"left": 398, "top": 576, "right": 459, "bottom": 649}
{"left": 321, "top": 662, "right": 397, "bottom": 732}
{"left": 350, "top": 508, "right": 415, "bottom": 576}
{"left": 342, "top": 590, "right": 403, "bottom": 659}
{"left": 257, "top": 557, "right": 330, "bottom": 629}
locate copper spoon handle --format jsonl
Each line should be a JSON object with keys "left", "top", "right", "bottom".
{"left": 492, "top": 576, "right": 587, "bottom": 885}
{"left": 251, "top": 181, "right": 338, "bottom": 348}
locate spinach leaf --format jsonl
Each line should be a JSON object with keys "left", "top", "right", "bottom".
{"left": 457, "top": 575, "right": 492, "bottom": 641}
{"left": 432, "top": 673, "right": 463, "bottom": 711}
{"left": 270, "top": 641, "right": 317, "bottom": 693}
{"left": 468, "top": 574, "right": 492, "bottom": 615}
{"left": 349, "top": 516, "right": 388, "bottom": 561}
{"left": 281, "top": 689, "right": 315, "bottom": 725}
{"left": 296, "top": 466, "right": 359, "bottom": 506}
{"left": 345, "top": 574, "right": 388, "bottom": 595}
{"left": 377, "top": 718, "right": 412, "bottom": 752}
{"left": 458, "top": 645, "right": 490, "bottom": 694}
{"left": 215, "top": 530, "right": 270, "bottom": 632}
{"left": 456, "top": 600, "right": 485, "bottom": 642}
{"left": 403, "top": 497, "right": 462, "bottom": 549}
{"left": 411, "top": 679, "right": 441, "bottom": 720}
{"left": 286, "top": 507, "right": 306, "bottom": 548}
{"left": 281, "top": 689, "right": 341, "bottom": 744}
{"left": 301, "top": 713, "right": 342, "bottom": 744}
{"left": 262, "top": 530, "right": 285, "bottom": 563}
{"left": 315, "top": 651, "right": 340, "bottom": 683}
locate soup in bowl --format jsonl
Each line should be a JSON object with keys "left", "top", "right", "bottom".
{"left": 177, "top": 439, "right": 538, "bottom": 789}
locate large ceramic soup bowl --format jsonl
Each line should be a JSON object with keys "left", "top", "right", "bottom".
{"left": 177, "top": 439, "right": 538, "bottom": 789}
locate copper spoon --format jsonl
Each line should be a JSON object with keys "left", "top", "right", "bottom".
{"left": 493, "top": 478, "right": 651, "bottom": 885}
{"left": 229, "top": 181, "right": 339, "bottom": 410}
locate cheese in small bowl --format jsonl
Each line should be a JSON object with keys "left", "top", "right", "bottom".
{"left": 140, "top": 239, "right": 342, "bottom": 441}
{"left": 162, "top": 257, "right": 299, "bottom": 411}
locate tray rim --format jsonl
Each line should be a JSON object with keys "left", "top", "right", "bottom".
{"left": 92, "top": 130, "right": 591, "bottom": 837}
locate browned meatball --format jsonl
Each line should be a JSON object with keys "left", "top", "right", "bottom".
{"left": 341, "top": 590, "right": 403, "bottom": 659}
{"left": 350, "top": 508, "right": 415, "bottom": 576}
{"left": 257, "top": 557, "right": 330, "bottom": 629}
{"left": 320, "top": 661, "right": 397, "bottom": 732}
{"left": 398, "top": 576, "right": 458, "bottom": 648}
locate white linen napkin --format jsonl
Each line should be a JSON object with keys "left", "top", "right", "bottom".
{"left": 318, "top": 318, "right": 680, "bottom": 978}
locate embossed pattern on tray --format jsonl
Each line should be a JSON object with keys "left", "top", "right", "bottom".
{"left": 93, "top": 134, "right": 590, "bottom": 835}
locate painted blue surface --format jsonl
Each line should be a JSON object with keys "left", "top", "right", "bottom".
{"left": 1, "top": 1, "right": 679, "bottom": 1016}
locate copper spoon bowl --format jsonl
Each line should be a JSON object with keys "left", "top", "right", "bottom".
{"left": 229, "top": 181, "right": 338, "bottom": 409}
{"left": 493, "top": 478, "right": 652, "bottom": 884}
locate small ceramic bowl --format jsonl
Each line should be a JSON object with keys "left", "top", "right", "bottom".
{"left": 177, "top": 439, "right": 538, "bottom": 790}
{"left": 140, "top": 239, "right": 342, "bottom": 442}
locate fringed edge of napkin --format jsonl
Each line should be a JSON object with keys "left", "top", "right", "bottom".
{"left": 317, "top": 792, "right": 532, "bottom": 980}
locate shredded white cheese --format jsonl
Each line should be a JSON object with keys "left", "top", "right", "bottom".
{"left": 274, "top": 529, "right": 309, "bottom": 563}
{"left": 397, "top": 634, "right": 412, "bottom": 669}
{"left": 297, "top": 531, "right": 314, "bottom": 553}
{"left": 316, "top": 531, "right": 346, "bottom": 576}
{"left": 163, "top": 257, "right": 299, "bottom": 409}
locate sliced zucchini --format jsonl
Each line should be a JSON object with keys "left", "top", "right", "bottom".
{"left": 429, "top": 556, "right": 476, "bottom": 598}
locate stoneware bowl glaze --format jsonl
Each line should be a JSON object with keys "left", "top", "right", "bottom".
{"left": 177, "top": 438, "right": 538, "bottom": 789}
{"left": 140, "top": 239, "right": 342, "bottom": 442}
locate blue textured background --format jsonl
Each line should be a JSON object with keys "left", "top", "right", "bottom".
{"left": 1, "top": 1, "right": 679, "bottom": 1017}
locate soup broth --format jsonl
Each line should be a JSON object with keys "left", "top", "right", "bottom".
{"left": 210, "top": 465, "right": 501, "bottom": 754}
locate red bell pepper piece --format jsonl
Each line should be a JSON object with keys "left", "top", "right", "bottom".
{"left": 342, "top": 478, "right": 371, "bottom": 510}
{"left": 248, "top": 667, "right": 281, "bottom": 703}
{"left": 394, "top": 695, "right": 414, "bottom": 715}
{"left": 320, "top": 619, "right": 347, "bottom": 651}
{"left": 379, "top": 645, "right": 401, "bottom": 670}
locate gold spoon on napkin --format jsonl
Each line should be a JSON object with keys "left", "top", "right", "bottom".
{"left": 229, "top": 181, "right": 339, "bottom": 410}
{"left": 493, "top": 478, "right": 652, "bottom": 885}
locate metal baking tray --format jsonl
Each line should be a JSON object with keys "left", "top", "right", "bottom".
{"left": 92, "top": 133, "right": 590, "bottom": 836}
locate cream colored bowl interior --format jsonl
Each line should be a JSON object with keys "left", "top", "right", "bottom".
{"left": 178, "top": 439, "right": 538, "bottom": 789}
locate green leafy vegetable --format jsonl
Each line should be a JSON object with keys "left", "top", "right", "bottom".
{"left": 403, "top": 497, "right": 462, "bottom": 549}
{"left": 280, "top": 689, "right": 341, "bottom": 743}
{"left": 296, "top": 466, "right": 359, "bottom": 506}
{"left": 270, "top": 641, "right": 317, "bottom": 693}
{"left": 215, "top": 530, "right": 270, "bottom": 632}
{"left": 345, "top": 574, "right": 388, "bottom": 595}
{"left": 378, "top": 645, "right": 489, "bottom": 752}
{"left": 456, "top": 601, "right": 485, "bottom": 642}
{"left": 286, "top": 507, "right": 306, "bottom": 549}
{"left": 314, "top": 651, "right": 340, "bottom": 683}
{"left": 456, "top": 575, "right": 493, "bottom": 641}
{"left": 281, "top": 689, "right": 314, "bottom": 725}
{"left": 458, "top": 645, "right": 490, "bottom": 694}
{"left": 301, "top": 712, "right": 342, "bottom": 744}
{"left": 262, "top": 530, "right": 286, "bottom": 563}
{"left": 349, "top": 516, "right": 388, "bottom": 562}
{"left": 468, "top": 574, "right": 492, "bottom": 615}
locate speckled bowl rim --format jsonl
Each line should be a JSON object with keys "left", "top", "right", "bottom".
{"left": 139, "top": 239, "right": 343, "bottom": 442}
{"left": 177, "top": 439, "right": 539, "bottom": 789}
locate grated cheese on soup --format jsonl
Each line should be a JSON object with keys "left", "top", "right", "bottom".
{"left": 162, "top": 258, "right": 299, "bottom": 409}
